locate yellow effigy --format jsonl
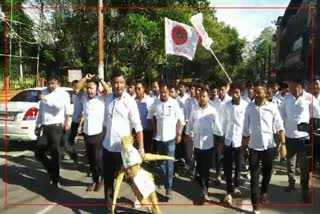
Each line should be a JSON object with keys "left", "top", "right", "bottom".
{"left": 112, "top": 135, "right": 175, "bottom": 214}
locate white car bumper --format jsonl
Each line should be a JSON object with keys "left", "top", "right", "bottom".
{"left": 0, "top": 120, "right": 37, "bottom": 141}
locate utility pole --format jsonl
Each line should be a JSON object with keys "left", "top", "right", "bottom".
{"left": 9, "top": 0, "right": 13, "bottom": 78}
{"left": 98, "top": 0, "right": 104, "bottom": 79}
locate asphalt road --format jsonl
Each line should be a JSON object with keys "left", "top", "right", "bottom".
{"left": 0, "top": 139, "right": 319, "bottom": 214}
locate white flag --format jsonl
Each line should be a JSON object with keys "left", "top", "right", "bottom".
{"left": 190, "top": 13, "right": 213, "bottom": 50}
{"left": 165, "top": 17, "right": 199, "bottom": 60}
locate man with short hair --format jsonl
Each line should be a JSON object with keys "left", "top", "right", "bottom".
{"left": 243, "top": 81, "right": 285, "bottom": 214}
{"left": 135, "top": 80, "right": 155, "bottom": 153}
{"left": 67, "top": 80, "right": 83, "bottom": 163}
{"left": 102, "top": 72, "right": 144, "bottom": 213}
{"left": 313, "top": 78, "right": 320, "bottom": 174}
{"left": 127, "top": 79, "right": 136, "bottom": 98}
{"left": 221, "top": 81, "right": 248, "bottom": 204}
{"left": 177, "top": 81, "right": 189, "bottom": 106}
{"left": 186, "top": 88, "right": 221, "bottom": 204}
{"left": 75, "top": 74, "right": 107, "bottom": 192}
{"left": 150, "top": 80, "right": 160, "bottom": 99}
{"left": 35, "top": 74, "right": 70, "bottom": 186}
{"left": 147, "top": 81, "right": 184, "bottom": 201}
{"left": 280, "top": 79, "right": 320, "bottom": 202}
{"left": 243, "top": 81, "right": 255, "bottom": 104}
{"left": 275, "top": 81, "right": 289, "bottom": 103}
{"left": 210, "top": 83, "right": 232, "bottom": 185}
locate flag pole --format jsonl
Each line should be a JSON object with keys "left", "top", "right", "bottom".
{"left": 208, "top": 47, "right": 232, "bottom": 83}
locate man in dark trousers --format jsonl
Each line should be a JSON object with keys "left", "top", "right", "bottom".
{"left": 102, "top": 72, "right": 144, "bottom": 214}
{"left": 35, "top": 74, "right": 70, "bottom": 186}
{"left": 243, "top": 81, "right": 285, "bottom": 214}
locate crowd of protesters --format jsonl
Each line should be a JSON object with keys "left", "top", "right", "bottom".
{"left": 34, "top": 72, "right": 320, "bottom": 214}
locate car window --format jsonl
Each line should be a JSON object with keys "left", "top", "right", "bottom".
{"left": 10, "top": 90, "right": 41, "bottom": 102}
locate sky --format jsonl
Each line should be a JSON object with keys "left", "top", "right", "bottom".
{"left": 210, "top": 0, "right": 291, "bottom": 41}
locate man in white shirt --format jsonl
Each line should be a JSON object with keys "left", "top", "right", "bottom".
{"left": 186, "top": 88, "right": 221, "bottom": 204}
{"left": 183, "top": 82, "right": 199, "bottom": 177}
{"left": 243, "top": 81, "right": 285, "bottom": 214}
{"left": 209, "top": 86, "right": 218, "bottom": 101}
{"left": 221, "top": 81, "right": 248, "bottom": 204}
{"left": 169, "top": 84, "right": 186, "bottom": 173}
{"left": 103, "top": 72, "right": 144, "bottom": 213}
{"left": 280, "top": 79, "right": 320, "bottom": 202}
{"left": 150, "top": 80, "right": 160, "bottom": 99}
{"left": 275, "top": 81, "right": 289, "bottom": 103}
{"left": 211, "top": 83, "right": 232, "bottom": 185}
{"left": 35, "top": 74, "right": 70, "bottom": 187}
{"left": 67, "top": 80, "right": 83, "bottom": 163}
{"left": 135, "top": 80, "right": 155, "bottom": 153}
{"left": 177, "top": 81, "right": 189, "bottom": 106}
{"left": 313, "top": 79, "right": 320, "bottom": 174}
{"left": 127, "top": 79, "right": 136, "bottom": 98}
{"left": 147, "top": 81, "right": 184, "bottom": 201}
{"left": 243, "top": 81, "right": 255, "bottom": 104}
{"left": 76, "top": 74, "right": 107, "bottom": 192}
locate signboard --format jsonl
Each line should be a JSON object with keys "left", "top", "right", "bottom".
{"left": 68, "top": 69, "right": 82, "bottom": 82}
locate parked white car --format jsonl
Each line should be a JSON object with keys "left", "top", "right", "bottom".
{"left": 0, "top": 87, "right": 73, "bottom": 142}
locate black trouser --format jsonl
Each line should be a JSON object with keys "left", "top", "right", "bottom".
{"left": 84, "top": 131, "right": 104, "bottom": 183}
{"left": 66, "top": 122, "right": 79, "bottom": 159}
{"left": 183, "top": 136, "right": 194, "bottom": 165}
{"left": 103, "top": 148, "right": 123, "bottom": 214}
{"left": 143, "top": 130, "right": 153, "bottom": 153}
{"left": 314, "top": 135, "right": 320, "bottom": 174}
{"left": 68, "top": 122, "right": 80, "bottom": 146}
{"left": 224, "top": 145, "right": 242, "bottom": 194}
{"left": 249, "top": 148, "right": 275, "bottom": 210}
{"left": 34, "top": 124, "right": 63, "bottom": 183}
{"left": 213, "top": 135, "right": 224, "bottom": 177}
{"left": 194, "top": 147, "right": 213, "bottom": 196}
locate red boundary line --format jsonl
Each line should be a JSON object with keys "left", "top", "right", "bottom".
{"left": 3, "top": 5, "right": 316, "bottom": 208}
{"left": 5, "top": 6, "right": 313, "bottom": 10}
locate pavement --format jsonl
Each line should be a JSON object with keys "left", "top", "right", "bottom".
{"left": 0, "top": 139, "right": 319, "bottom": 214}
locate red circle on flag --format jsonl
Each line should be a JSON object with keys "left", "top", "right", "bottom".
{"left": 172, "top": 25, "right": 188, "bottom": 45}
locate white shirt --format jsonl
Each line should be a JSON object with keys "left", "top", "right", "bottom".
{"left": 280, "top": 91, "right": 320, "bottom": 138}
{"left": 184, "top": 96, "right": 197, "bottom": 121}
{"left": 186, "top": 104, "right": 220, "bottom": 150}
{"left": 243, "top": 95, "right": 254, "bottom": 104}
{"left": 103, "top": 92, "right": 143, "bottom": 152}
{"left": 36, "top": 87, "right": 70, "bottom": 126}
{"left": 274, "top": 92, "right": 287, "bottom": 103}
{"left": 220, "top": 94, "right": 232, "bottom": 105}
{"left": 148, "top": 97, "right": 185, "bottom": 142}
{"left": 135, "top": 95, "right": 155, "bottom": 130}
{"left": 82, "top": 94, "right": 105, "bottom": 136}
{"left": 72, "top": 93, "right": 83, "bottom": 123}
{"left": 314, "top": 94, "right": 320, "bottom": 119}
{"left": 222, "top": 99, "right": 248, "bottom": 148}
{"left": 178, "top": 93, "right": 190, "bottom": 106}
{"left": 271, "top": 96, "right": 282, "bottom": 108}
{"left": 209, "top": 98, "right": 226, "bottom": 136}
{"left": 243, "top": 101, "right": 284, "bottom": 151}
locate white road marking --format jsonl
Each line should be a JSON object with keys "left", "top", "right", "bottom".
{"left": 35, "top": 203, "right": 57, "bottom": 214}
{"left": 0, "top": 150, "right": 32, "bottom": 157}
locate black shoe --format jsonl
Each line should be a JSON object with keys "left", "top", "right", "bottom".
{"left": 284, "top": 185, "right": 296, "bottom": 192}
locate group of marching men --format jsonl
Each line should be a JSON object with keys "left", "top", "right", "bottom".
{"left": 34, "top": 72, "right": 320, "bottom": 214}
